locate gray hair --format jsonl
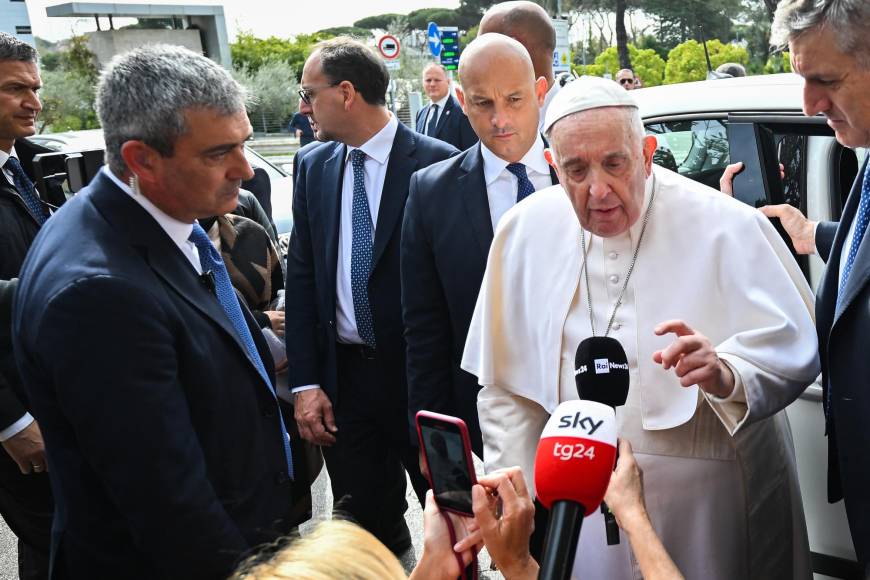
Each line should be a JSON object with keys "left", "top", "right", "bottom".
{"left": 771, "top": 0, "right": 870, "bottom": 67}
{"left": 96, "top": 44, "right": 249, "bottom": 174}
{"left": 715, "top": 62, "right": 746, "bottom": 77}
{"left": 0, "top": 32, "right": 37, "bottom": 63}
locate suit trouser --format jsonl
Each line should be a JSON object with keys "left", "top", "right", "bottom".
{"left": 0, "top": 447, "right": 53, "bottom": 580}
{"left": 322, "top": 343, "right": 428, "bottom": 555}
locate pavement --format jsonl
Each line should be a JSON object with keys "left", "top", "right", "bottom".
{"left": 0, "top": 458, "right": 500, "bottom": 579}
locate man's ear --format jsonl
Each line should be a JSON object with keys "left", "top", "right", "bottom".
{"left": 642, "top": 135, "right": 657, "bottom": 174}
{"left": 338, "top": 80, "right": 357, "bottom": 111}
{"left": 544, "top": 147, "right": 557, "bottom": 169}
{"left": 455, "top": 85, "right": 468, "bottom": 114}
{"left": 120, "top": 141, "right": 161, "bottom": 185}
{"left": 534, "top": 76, "right": 548, "bottom": 107}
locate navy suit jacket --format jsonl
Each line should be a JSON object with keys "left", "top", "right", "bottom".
{"left": 815, "top": 156, "right": 870, "bottom": 570}
{"left": 415, "top": 94, "right": 477, "bottom": 152}
{"left": 285, "top": 122, "right": 458, "bottom": 404}
{"left": 401, "top": 143, "right": 558, "bottom": 454}
{"left": 13, "top": 172, "right": 304, "bottom": 579}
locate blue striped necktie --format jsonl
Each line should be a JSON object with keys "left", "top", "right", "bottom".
{"left": 5, "top": 156, "right": 47, "bottom": 225}
{"left": 188, "top": 223, "right": 294, "bottom": 480}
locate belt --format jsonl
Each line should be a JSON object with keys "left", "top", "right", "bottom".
{"left": 336, "top": 342, "right": 377, "bottom": 360}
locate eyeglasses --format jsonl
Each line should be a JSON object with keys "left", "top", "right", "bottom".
{"left": 298, "top": 82, "right": 341, "bottom": 105}
{"left": 618, "top": 78, "right": 634, "bottom": 85}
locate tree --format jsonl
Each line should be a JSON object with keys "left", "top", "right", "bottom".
{"left": 38, "top": 35, "right": 100, "bottom": 132}
{"left": 664, "top": 39, "right": 748, "bottom": 84}
{"left": 594, "top": 44, "right": 667, "bottom": 86}
{"left": 644, "top": 0, "right": 741, "bottom": 51}
{"left": 230, "top": 31, "right": 332, "bottom": 76}
{"left": 354, "top": 14, "right": 404, "bottom": 30}
{"left": 233, "top": 59, "right": 300, "bottom": 134}
{"left": 316, "top": 26, "right": 371, "bottom": 38}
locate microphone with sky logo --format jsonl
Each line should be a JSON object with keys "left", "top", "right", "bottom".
{"left": 534, "top": 399, "right": 618, "bottom": 580}
{"left": 574, "top": 336, "right": 630, "bottom": 545}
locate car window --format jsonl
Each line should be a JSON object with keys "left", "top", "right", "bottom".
{"left": 244, "top": 149, "right": 286, "bottom": 179}
{"left": 646, "top": 119, "right": 730, "bottom": 190}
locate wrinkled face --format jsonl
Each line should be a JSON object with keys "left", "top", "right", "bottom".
{"left": 0, "top": 60, "right": 41, "bottom": 146}
{"left": 457, "top": 54, "right": 546, "bottom": 163}
{"left": 616, "top": 71, "right": 635, "bottom": 90}
{"left": 299, "top": 53, "right": 345, "bottom": 142}
{"left": 790, "top": 26, "right": 870, "bottom": 148}
{"left": 422, "top": 66, "right": 449, "bottom": 101}
{"left": 547, "top": 108, "right": 655, "bottom": 237}
{"left": 150, "top": 108, "right": 254, "bottom": 222}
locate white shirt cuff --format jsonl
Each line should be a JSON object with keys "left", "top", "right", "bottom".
{"left": 291, "top": 384, "right": 320, "bottom": 394}
{"left": 813, "top": 221, "right": 819, "bottom": 255}
{"left": 703, "top": 357, "right": 748, "bottom": 435}
{"left": 0, "top": 413, "right": 34, "bottom": 442}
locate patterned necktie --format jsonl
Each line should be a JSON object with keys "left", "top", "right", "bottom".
{"left": 506, "top": 162, "right": 536, "bottom": 203}
{"left": 426, "top": 104, "right": 439, "bottom": 136}
{"left": 349, "top": 149, "right": 377, "bottom": 347}
{"left": 838, "top": 164, "right": 870, "bottom": 307}
{"left": 188, "top": 223, "right": 294, "bottom": 480}
{"left": 5, "top": 156, "right": 47, "bottom": 225}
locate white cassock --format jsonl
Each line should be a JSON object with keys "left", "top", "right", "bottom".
{"left": 461, "top": 164, "right": 820, "bottom": 580}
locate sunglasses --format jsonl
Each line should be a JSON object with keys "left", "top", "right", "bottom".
{"left": 618, "top": 78, "right": 634, "bottom": 85}
{"left": 298, "top": 82, "right": 341, "bottom": 105}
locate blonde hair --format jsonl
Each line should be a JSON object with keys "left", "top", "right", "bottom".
{"left": 233, "top": 520, "right": 407, "bottom": 580}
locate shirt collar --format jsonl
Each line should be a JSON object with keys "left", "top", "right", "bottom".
{"left": 0, "top": 148, "right": 11, "bottom": 168}
{"left": 346, "top": 113, "right": 398, "bottom": 166}
{"left": 430, "top": 93, "right": 450, "bottom": 109}
{"left": 480, "top": 133, "right": 549, "bottom": 186}
{"left": 102, "top": 165, "right": 194, "bottom": 247}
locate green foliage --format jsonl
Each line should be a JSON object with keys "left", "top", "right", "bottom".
{"left": 233, "top": 60, "right": 300, "bottom": 134}
{"left": 407, "top": 8, "right": 465, "bottom": 30}
{"left": 461, "top": 25, "right": 479, "bottom": 45}
{"left": 572, "top": 63, "right": 606, "bottom": 78}
{"left": 38, "top": 35, "right": 100, "bottom": 133}
{"left": 230, "top": 31, "right": 333, "bottom": 76}
{"left": 764, "top": 51, "right": 792, "bottom": 74}
{"left": 594, "top": 45, "right": 666, "bottom": 86}
{"left": 354, "top": 14, "right": 404, "bottom": 30}
{"left": 664, "top": 39, "right": 748, "bottom": 84}
{"left": 39, "top": 68, "right": 99, "bottom": 132}
{"left": 643, "top": 0, "right": 741, "bottom": 51}
{"left": 316, "top": 26, "right": 371, "bottom": 39}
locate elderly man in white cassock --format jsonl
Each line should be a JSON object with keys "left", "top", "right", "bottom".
{"left": 461, "top": 75, "right": 821, "bottom": 580}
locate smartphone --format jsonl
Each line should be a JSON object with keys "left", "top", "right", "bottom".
{"left": 416, "top": 411, "right": 477, "bottom": 516}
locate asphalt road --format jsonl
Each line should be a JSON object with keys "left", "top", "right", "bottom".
{"left": 0, "top": 460, "right": 499, "bottom": 579}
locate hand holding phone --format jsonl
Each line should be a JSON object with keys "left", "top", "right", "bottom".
{"left": 416, "top": 411, "right": 477, "bottom": 517}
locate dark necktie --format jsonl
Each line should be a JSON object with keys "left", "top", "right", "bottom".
{"left": 838, "top": 164, "right": 870, "bottom": 306}
{"left": 349, "top": 149, "right": 377, "bottom": 347}
{"left": 5, "top": 156, "right": 47, "bottom": 225}
{"left": 506, "top": 162, "right": 536, "bottom": 203}
{"left": 188, "top": 223, "right": 294, "bottom": 479}
{"left": 426, "top": 104, "right": 439, "bottom": 136}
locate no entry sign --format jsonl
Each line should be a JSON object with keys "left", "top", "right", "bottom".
{"left": 378, "top": 35, "right": 400, "bottom": 60}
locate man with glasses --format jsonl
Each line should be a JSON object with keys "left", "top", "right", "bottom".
{"left": 616, "top": 68, "right": 637, "bottom": 90}
{"left": 286, "top": 37, "right": 457, "bottom": 558}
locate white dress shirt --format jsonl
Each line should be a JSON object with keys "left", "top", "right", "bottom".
{"left": 479, "top": 133, "right": 552, "bottom": 230}
{"left": 335, "top": 113, "right": 398, "bottom": 344}
{"left": 0, "top": 148, "right": 17, "bottom": 189}
{"left": 423, "top": 94, "right": 450, "bottom": 133}
{"left": 103, "top": 166, "right": 201, "bottom": 274}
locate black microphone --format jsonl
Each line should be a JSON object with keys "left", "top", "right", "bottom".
{"left": 575, "top": 336, "right": 629, "bottom": 546}
{"left": 200, "top": 270, "right": 216, "bottom": 294}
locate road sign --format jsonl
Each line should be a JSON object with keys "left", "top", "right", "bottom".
{"left": 427, "top": 22, "right": 442, "bottom": 57}
{"left": 439, "top": 26, "right": 460, "bottom": 71}
{"left": 552, "top": 18, "right": 571, "bottom": 73}
{"left": 378, "top": 34, "right": 401, "bottom": 60}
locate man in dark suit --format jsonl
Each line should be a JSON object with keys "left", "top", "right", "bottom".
{"left": 415, "top": 62, "right": 477, "bottom": 151}
{"left": 402, "top": 34, "right": 552, "bottom": 457}
{"left": 286, "top": 37, "right": 457, "bottom": 556}
{"left": 13, "top": 45, "right": 310, "bottom": 579}
{"left": 760, "top": 0, "right": 870, "bottom": 571}
{"left": 0, "top": 33, "right": 54, "bottom": 580}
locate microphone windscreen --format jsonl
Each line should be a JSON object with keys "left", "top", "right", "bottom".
{"left": 534, "top": 400, "right": 617, "bottom": 513}
{"left": 574, "top": 336, "right": 629, "bottom": 407}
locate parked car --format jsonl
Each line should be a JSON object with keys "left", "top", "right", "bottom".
{"left": 633, "top": 72, "right": 866, "bottom": 579}
{"left": 26, "top": 129, "right": 294, "bottom": 249}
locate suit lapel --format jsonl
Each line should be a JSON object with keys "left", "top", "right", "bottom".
{"left": 459, "top": 145, "right": 494, "bottom": 259}
{"left": 321, "top": 143, "right": 345, "bottom": 309}
{"left": 373, "top": 124, "right": 417, "bottom": 267}
{"left": 433, "top": 96, "right": 455, "bottom": 138}
{"left": 833, "top": 158, "right": 870, "bottom": 324}
{"left": 88, "top": 173, "right": 258, "bottom": 371}
{"left": 416, "top": 105, "right": 429, "bottom": 133}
